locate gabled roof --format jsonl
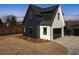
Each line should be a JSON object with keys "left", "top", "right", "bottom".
{"left": 40, "top": 5, "right": 59, "bottom": 26}
{"left": 23, "top": 4, "right": 60, "bottom": 26}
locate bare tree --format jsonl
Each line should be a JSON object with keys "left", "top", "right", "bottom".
{"left": 10, "top": 16, "right": 17, "bottom": 27}
{"left": 5, "top": 17, "right": 10, "bottom": 27}
{"left": 5, "top": 15, "right": 17, "bottom": 27}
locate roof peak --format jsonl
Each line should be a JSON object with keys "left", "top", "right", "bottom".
{"left": 45, "top": 4, "right": 59, "bottom": 8}
{"left": 29, "top": 4, "right": 42, "bottom": 8}
{"left": 29, "top": 4, "right": 60, "bottom": 9}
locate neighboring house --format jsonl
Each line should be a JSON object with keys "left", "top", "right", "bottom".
{"left": 22, "top": 4, "right": 65, "bottom": 40}
{"left": 64, "top": 20, "right": 79, "bottom": 36}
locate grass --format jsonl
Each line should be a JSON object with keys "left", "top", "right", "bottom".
{"left": 0, "top": 34, "right": 68, "bottom": 55}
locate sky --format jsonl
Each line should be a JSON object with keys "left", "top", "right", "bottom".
{"left": 36, "top": 4, "right": 79, "bottom": 16}
{"left": 0, "top": 4, "right": 79, "bottom": 21}
{"left": 0, "top": 4, "right": 28, "bottom": 17}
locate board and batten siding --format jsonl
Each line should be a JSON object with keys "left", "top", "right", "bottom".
{"left": 40, "top": 26, "right": 51, "bottom": 40}
{"left": 52, "top": 6, "right": 65, "bottom": 28}
{"left": 39, "top": 6, "right": 65, "bottom": 40}
{"left": 52, "top": 6, "right": 65, "bottom": 37}
{"left": 36, "top": 25, "right": 40, "bottom": 38}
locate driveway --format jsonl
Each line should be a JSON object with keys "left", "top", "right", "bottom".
{"left": 54, "top": 36, "right": 79, "bottom": 55}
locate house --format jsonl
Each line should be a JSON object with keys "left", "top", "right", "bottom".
{"left": 22, "top": 4, "right": 65, "bottom": 40}
{"left": 64, "top": 20, "right": 79, "bottom": 36}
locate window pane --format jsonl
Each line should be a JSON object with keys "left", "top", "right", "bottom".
{"left": 58, "top": 13, "right": 60, "bottom": 20}
{"left": 43, "top": 27, "right": 47, "bottom": 35}
{"left": 29, "top": 12, "right": 32, "bottom": 19}
{"left": 29, "top": 28, "right": 32, "bottom": 34}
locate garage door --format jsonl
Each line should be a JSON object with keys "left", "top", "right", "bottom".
{"left": 53, "top": 28, "right": 61, "bottom": 39}
{"left": 74, "top": 29, "right": 79, "bottom": 36}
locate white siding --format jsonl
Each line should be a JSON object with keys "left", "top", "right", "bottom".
{"left": 61, "top": 27, "right": 64, "bottom": 37}
{"left": 40, "top": 26, "right": 51, "bottom": 40}
{"left": 39, "top": 6, "right": 65, "bottom": 40}
{"left": 24, "top": 27, "right": 26, "bottom": 33}
{"left": 52, "top": 6, "right": 65, "bottom": 28}
{"left": 50, "top": 26, "right": 53, "bottom": 40}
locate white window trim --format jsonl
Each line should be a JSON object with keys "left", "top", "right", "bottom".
{"left": 24, "top": 27, "right": 26, "bottom": 33}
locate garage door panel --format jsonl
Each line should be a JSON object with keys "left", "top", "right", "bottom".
{"left": 53, "top": 28, "right": 61, "bottom": 39}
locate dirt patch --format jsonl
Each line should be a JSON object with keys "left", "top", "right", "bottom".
{"left": 0, "top": 34, "right": 67, "bottom": 55}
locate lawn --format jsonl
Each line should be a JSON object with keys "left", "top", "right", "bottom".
{"left": 0, "top": 34, "right": 67, "bottom": 55}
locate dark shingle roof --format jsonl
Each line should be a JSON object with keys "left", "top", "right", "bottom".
{"left": 40, "top": 5, "right": 59, "bottom": 26}
{"left": 23, "top": 4, "right": 59, "bottom": 26}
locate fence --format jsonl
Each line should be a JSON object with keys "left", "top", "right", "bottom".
{"left": 0, "top": 26, "right": 22, "bottom": 36}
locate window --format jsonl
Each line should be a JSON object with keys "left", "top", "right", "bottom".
{"left": 28, "top": 27, "right": 32, "bottom": 34}
{"left": 58, "top": 13, "right": 60, "bottom": 20}
{"left": 29, "top": 12, "right": 33, "bottom": 19}
{"left": 43, "top": 27, "right": 47, "bottom": 35}
{"left": 43, "top": 13, "right": 49, "bottom": 20}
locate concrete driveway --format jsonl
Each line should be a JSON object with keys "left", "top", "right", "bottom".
{"left": 54, "top": 36, "right": 79, "bottom": 55}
